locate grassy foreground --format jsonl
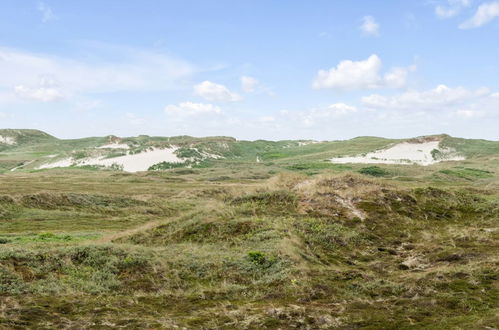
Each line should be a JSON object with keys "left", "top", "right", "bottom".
{"left": 0, "top": 164, "right": 497, "bottom": 329}
{"left": 0, "top": 130, "right": 498, "bottom": 328}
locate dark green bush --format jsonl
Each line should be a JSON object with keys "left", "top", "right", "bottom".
{"left": 358, "top": 166, "right": 389, "bottom": 177}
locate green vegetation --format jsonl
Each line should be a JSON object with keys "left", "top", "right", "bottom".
{"left": 439, "top": 167, "right": 494, "bottom": 179}
{"left": 0, "top": 130, "right": 498, "bottom": 328}
{"left": 358, "top": 165, "right": 390, "bottom": 177}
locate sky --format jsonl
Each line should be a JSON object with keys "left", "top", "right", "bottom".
{"left": 0, "top": 0, "right": 498, "bottom": 140}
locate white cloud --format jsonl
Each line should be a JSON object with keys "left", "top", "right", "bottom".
{"left": 456, "top": 109, "right": 483, "bottom": 118}
{"left": 360, "top": 16, "right": 380, "bottom": 36}
{"left": 327, "top": 103, "right": 357, "bottom": 115}
{"left": 313, "top": 55, "right": 381, "bottom": 90}
{"left": 435, "top": 0, "right": 472, "bottom": 18}
{"left": 312, "top": 55, "right": 415, "bottom": 90}
{"left": 37, "top": 2, "right": 57, "bottom": 22}
{"left": 14, "top": 85, "right": 63, "bottom": 102}
{"left": 384, "top": 65, "right": 417, "bottom": 88}
{"left": 460, "top": 1, "right": 499, "bottom": 28}
{"left": 362, "top": 84, "right": 491, "bottom": 110}
{"left": 193, "top": 81, "right": 241, "bottom": 102}
{"left": 241, "top": 76, "right": 259, "bottom": 93}
{"left": 13, "top": 76, "right": 63, "bottom": 102}
{"left": 0, "top": 47, "right": 195, "bottom": 98}
{"left": 259, "top": 116, "right": 275, "bottom": 122}
{"left": 0, "top": 112, "right": 6, "bottom": 118}
{"left": 165, "top": 101, "right": 222, "bottom": 115}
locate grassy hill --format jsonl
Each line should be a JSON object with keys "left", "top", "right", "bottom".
{"left": 2, "top": 130, "right": 498, "bottom": 174}
{"left": 0, "top": 130, "right": 498, "bottom": 328}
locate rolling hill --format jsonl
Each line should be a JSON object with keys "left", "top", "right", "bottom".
{"left": 0, "top": 129, "right": 498, "bottom": 328}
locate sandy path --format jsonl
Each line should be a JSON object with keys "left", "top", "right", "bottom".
{"left": 96, "top": 220, "right": 165, "bottom": 244}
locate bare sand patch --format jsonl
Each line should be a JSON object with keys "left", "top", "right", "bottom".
{"left": 37, "top": 147, "right": 184, "bottom": 172}
{"left": 37, "top": 158, "right": 74, "bottom": 169}
{"left": 96, "top": 143, "right": 130, "bottom": 149}
{"left": 0, "top": 136, "right": 16, "bottom": 145}
{"left": 330, "top": 141, "right": 464, "bottom": 166}
{"left": 80, "top": 147, "right": 182, "bottom": 172}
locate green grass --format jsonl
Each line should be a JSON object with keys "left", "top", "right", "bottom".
{"left": 358, "top": 165, "right": 390, "bottom": 177}
{"left": 0, "top": 132, "right": 498, "bottom": 328}
{"left": 439, "top": 167, "right": 494, "bottom": 179}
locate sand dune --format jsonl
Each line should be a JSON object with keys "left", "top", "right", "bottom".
{"left": 330, "top": 141, "right": 464, "bottom": 166}
{"left": 38, "top": 147, "right": 184, "bottom": 172}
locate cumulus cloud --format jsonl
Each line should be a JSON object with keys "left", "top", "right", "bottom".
{"left": 460, "top": 1, "right": 499, "bottom": 28}
{"left": 360, "top": 16, "right": 380, "bottom": 36}
{"left": 435, "top": 0, "right": 472, "bottom": 18}
{"left": 361, "top": 84, "right": 491, "bottom": 110}
{"left": 165, "top": 101, "right": 222, "bottom": 115}
{"left": 193, "top": 81, "right": 241, "bottom": 102}
{"left": 0, "top": 47, "right": 195, "bottom": 98}
{"left": 384, "top": 65, "right": 417, "bottom": 88}
{"left": 241, "top": 76, "right": 259, "bottom": 93}
{"left": 312, "top": 55, "right": 415, "bottom": 90}
{"left": 37, "top": 2, "right": 57, "bottom": 22}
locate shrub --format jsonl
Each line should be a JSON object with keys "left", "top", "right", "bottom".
{"left": 358, "top": 166, "right": 389, "bottom": 177}
{"left": 246, "top": 251, "right": 276, "bottom": 269}
{"left": 148, "top": 161, "right": 188, "bottom": 170}
{"left": 175, "top": 147, "right": 202, "bottom": 159}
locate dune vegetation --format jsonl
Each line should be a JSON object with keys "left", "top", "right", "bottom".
{"left": 0, "top": 130, "right": 498, "bottom": 328}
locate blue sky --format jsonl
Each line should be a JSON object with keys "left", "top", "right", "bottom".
{"left": 0, "top": 0, "right": 498, "bottom": 140}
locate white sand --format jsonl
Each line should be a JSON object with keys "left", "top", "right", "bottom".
{"left": 79, "top": 147, "right": 182, "bottom": 172}
{"left": 10, "top": 160, "right": 35, "bottom": 172}
{"left": 297, "top": 141, "right": 319, "bottom": 146}
{"left": 37, "top": 147, "right": 183, "bottom": 172}
{"left": 37, "top": 157, "right": 74, "bottom": 169}
{"left": 330, "top": 141, "right": 464, "bottom": 166}
{"left": 97, "top": 143, "right": 130, "bottom": 149}
{"left": 0, "top": 136, "right": 16, "bottom": 145}
{"left": 35, "top": 146, "right": 224, "bottom": 172}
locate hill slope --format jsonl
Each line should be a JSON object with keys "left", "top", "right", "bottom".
{"left": 1, "top": 130, "right": 498, "bottom": 174}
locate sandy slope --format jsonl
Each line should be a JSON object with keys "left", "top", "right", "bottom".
{"left": 330, "top": 141, "right": 464, "bottom": 166}
{"left": 37, "top": 158, "right": 75, "bottom": 169}
{"left": 96, "top": 143, "right": 130, "bottom": 149}
{"left": 0, "top": 136, "right": 16, "bottom": 145}
{"left": 38, "top": 147, "right": 183, "bottom": 172}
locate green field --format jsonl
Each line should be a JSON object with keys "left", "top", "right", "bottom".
{"left": 0, "top": 130, "right": 498, "bottom": 328}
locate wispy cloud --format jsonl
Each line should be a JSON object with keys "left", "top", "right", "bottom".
{"left": 435, "top": 0, "right": 472, "bottom": 18}
{"left": 37, "top": 2, "right": 57, "bottom": 23}
{"left": 460, "top": 1, "right": 499, "bottom": 29}
{"left": 361, "top": 84, "right": 491, "bottom": 110}
{"left": 0, "top": 46, "right": 196, "bottom": 103}
{"left": 165, "top": 101, "right": 222, "bottom": 115}
{"left": 360, "top": 16, "right": 380, "bottom": 36}
{"left": 240, "top": 76, "right": 259, "bottom": 93}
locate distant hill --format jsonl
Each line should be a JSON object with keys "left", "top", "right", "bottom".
{"left": 0, "top": 129, "right": 498, "bottom": 173}
{"left": 0, "top": 129, "right": 57, "bottom": 147}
